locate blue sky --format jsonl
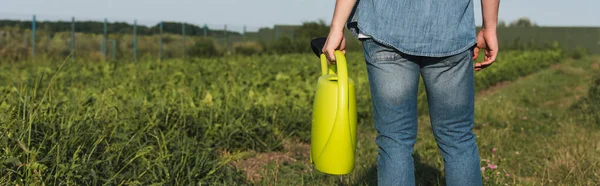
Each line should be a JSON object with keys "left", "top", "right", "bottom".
{"left": 0, "top": 0, "right": 598, "bottom": 32}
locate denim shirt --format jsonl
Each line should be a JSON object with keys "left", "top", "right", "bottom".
{"left": 347, "top": 0, "right": 477, "bottom": 57}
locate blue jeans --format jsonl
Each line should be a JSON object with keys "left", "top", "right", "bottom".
{"left": 362, "top": 39, "right": 482, "bottom": 186}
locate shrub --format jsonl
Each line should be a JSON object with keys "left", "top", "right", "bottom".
{"left": 268, "top": 36, "right": 296, "bottom": 54}
{"left": 570, "top": 74, "right": 600, "bottom": 126}
{"left": 570, "top": 47, "right": 588, "bottom": 59}
{"left": 187, "top": 38, "right": 221, "bottom": 57}
{"left": 233, "top": 41, "right": 263, "bottom": 55}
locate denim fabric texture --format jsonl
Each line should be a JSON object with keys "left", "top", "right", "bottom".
{"left": 362, "top": 38, "right": 482, "bottom": 186}
{"left": 348, "top": 0, "right": 477, "bottom": 57}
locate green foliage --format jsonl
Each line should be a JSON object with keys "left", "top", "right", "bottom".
{"left": 497, "top": 20, "right": 507, "bottom": 28}
{"left": 233, "top": 41, "right": 264, "bottom": 55}
{"left": 293, "top": 21, "right": 330, "bottom": 41}
{"left": 570, "top": 47, "right": 588, "bottom": 59}
{"left": 589, "top": 75, "right": 600, "bottom": 105}
{"left": 0, "top": 53, "right": 367, "bottom": 184}
{"left": 472, "top": 49, "right": 564, "bottom": 92}
{"left": 416, "top": 49, "right": 564, "bottom": 114}
{"left": 571, "top": 72, "right": 600, "bottom": 125}
{"left": 266, "top": 36, "right": 303, "bottom": 54}
{"left": 0, "top": 58, "right": 258, "bottom": 185}
{"left": 471, "top": 58, "right": 600, "bottom": 185}
{"left": 495, "top": 27, "right": 600, "bottom": 54}
{"left": 508, "top": 17, "right": 537, "bottom": 27}
{"left": 589, "top": 76, "right": 600, "bottom": 124}
{"left": 263, "top": 21, "right": 330, "bottom": 54}
{"left": 0, "top": 48, "right": 568, "bottom": 184}
{"left": 187, "top": 38, "right": 221, "bottom": 57}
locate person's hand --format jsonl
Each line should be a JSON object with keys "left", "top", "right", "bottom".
{"left": 322, "top": 30, "right": 346, "bottom": 65}
{"left": 473, "top": 28, "right": 498, "bottom": 71}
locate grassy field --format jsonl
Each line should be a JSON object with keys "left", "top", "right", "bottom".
{"left": 247, "top": 56, "right": 600, "bottom": 186}
{"left": 0, "top": 49, "right": 598, "bottom": 185}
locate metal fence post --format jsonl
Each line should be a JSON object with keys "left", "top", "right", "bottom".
{"left": 159, "top": 21, "right": 163, "bottom": 61}
{"left": 181, "top": 23, "right": 185, "bottom": 59}
{"left": 224, "top": 24, "right": 228, "bottom": 50}
{"left": 32, "top": 15, "right": 36, "bottom": 58}
{"left": 203, "top": 24, "right": 207, "bottom": 38}
{"left": 275, "top": 26, "right": 280, "bottom": 40}
{"left": 104, "top": 18, "right": 108, "bottom": 60}
{"left": 133, "top": 19, "right": 137, "bottom": 62}
{"left": 243, "top": 25, "right": 246, "bottom": 41}
{"left": 71, "top": 17, "right": 75, "bottom": 61}
{"left": 112, "top": 39, "right": 116, "bottom": 61}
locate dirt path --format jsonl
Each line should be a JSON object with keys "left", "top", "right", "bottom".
{"left": 477, "top": 80, "right": 513, "bottom": 98}
{"left": 228, "top": 139, "right": 311, "bottom": 182}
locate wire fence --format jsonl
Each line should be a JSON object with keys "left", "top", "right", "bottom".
{"left": 0, "top": 13, "right": 301, "bottom": 61}
{"left": 1, "top": 12, "right": 599, "bottom": 62}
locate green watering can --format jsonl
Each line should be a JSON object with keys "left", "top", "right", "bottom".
{"left": 309, "top": 37, "right": 357, "bottom": 175}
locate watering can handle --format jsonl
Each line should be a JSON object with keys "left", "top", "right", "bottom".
{"left": 320, "top": 54, "right": 338, "bottom": 75}
{"left": 310, "top": 37, "right": 338, "bottom": 75}
{"left": 311, "top": 37, "right": 349, "bottom": 125}
{"left": 320, "top": 51, "right": 349, "bottom": 131}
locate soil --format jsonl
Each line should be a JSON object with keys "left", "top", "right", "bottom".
{"left": 229, "top": 139, "right": 311, "bottom": 182}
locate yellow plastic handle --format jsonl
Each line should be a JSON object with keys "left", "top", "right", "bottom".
{"left": 320, "top": 51, "right": 349, "bottom": 136}
{"left": 320, "top": 53, "right": 337, "bottom": 75}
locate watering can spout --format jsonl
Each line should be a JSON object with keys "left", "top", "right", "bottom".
{"left": 310, "top": 37, "right": 357, "bottom": 175}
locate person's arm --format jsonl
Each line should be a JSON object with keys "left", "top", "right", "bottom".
{"left": 473, "top": 0, "right": 500, "bottom": 71}
{"left": 323, "top": 0, "right": 357, "bottom": 64}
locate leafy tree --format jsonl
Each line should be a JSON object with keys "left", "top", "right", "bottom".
{"left": 498, "top": 20, "right": 506, "bottom": 27}
{"left": 509, "top": 17, "right": 536, "bottom": 27}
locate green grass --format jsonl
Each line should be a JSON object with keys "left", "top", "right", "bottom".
{"left": 0, "top": 49, "right": 589, "bottom": 185}
{"left": 252, "top": 56, "right": 600, "bottom": 185}
{"left": 496, "top": 27, "right": 600, "bottom": 54}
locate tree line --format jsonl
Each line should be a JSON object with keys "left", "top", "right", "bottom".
{"left": 0, "top": 17, "right": 536, "bottom": 37}
{"left": 0, "top": 20, "right": 241, "bottom": 36}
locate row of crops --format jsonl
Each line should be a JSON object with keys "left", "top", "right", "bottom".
{"left": 0, "top": 48, "right": 564, "bottom": 184}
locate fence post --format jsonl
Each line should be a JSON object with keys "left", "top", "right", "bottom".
{"left": 181, "top": 23, "right": 185, "bottom": 59}
{"left": 32, "top": 15, "right": 36, "bottom": 58}
{"left": 104, "top": 18, "right": 108, "bottom": 60}
{"left": 71, "top": 17, "right": 75, "bottom": 61}
{"left": 112, "top": 39, "right": 116, "bottom": 61}
{"left": 159, "top": 21, "right": 163, "bottom": 61}
{"left": 275, "top": 26, "right": 280, "bottom": 40}
{"left": 133, "top": 19, "right": 137, "bottom": 62}
{"left": 203, "top": 24, "right": 207, "bottom": 38}
{"left": 224, "top": 24, "right": 228, "bottom": 50}
{"left": 243, "top": 25, "right": 246, "bottom": 41}
{"left": 291, "top": 30, "right": 295, "bottom": 40}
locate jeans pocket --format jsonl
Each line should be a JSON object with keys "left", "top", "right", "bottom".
{"left": 362, "top": 39, "right": 402, "bottom": 62}
{"left": 439, "top": 48, "right": 472, "bottom": 67}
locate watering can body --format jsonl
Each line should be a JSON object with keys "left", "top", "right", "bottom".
{"left": 310, "top": 50, "right": 357, "bottom": 175}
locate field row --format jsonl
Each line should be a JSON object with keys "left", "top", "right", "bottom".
{"left": 0, "top": 49, "right": 564, "bottom": 184}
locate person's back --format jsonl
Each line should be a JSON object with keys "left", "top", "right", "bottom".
{"left": 322, "top": 0, "right": 499, "bottom": 185}
{"left": 349, "top": 0, "right": 476, "bottom": 57}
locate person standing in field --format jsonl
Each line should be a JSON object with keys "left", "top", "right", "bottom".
{"left": 322, "top": 0, "right": 500, "bottom": 185}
